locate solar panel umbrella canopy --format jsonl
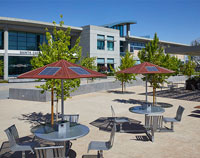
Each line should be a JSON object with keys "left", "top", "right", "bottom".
{"left": 117, "top": 62, "right": 175, "bottom": 104}
{"left": 18, "top": 59, "right": 106, "bottom": 122}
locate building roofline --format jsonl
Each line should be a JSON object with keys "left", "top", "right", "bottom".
{"left": 0, "top": 17, "right": 82, "bottom": 31}
{"left": 128, "top": 35, "right": 189, "bottom": 46}
{"left": 102, "top": 21, "right": 137, "bottom": 28}
{"left": 166, "top": 45, "right": 200, "bottom": 56}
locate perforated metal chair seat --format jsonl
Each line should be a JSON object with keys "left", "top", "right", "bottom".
{"left": 115, "top": 117, "right": 129, "bottom": 123}
{"left": 163, "top": 117, "right": 179, "bottom": 123}
{"left": 88, "top": 141, "right": 111, "bottom": 151}
{"left": 10, "top": 143, "right": 34, "bottom": 153}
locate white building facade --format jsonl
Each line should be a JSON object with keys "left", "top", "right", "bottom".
{"left": 0, "top": 17, "right": 188, "bottom": 80}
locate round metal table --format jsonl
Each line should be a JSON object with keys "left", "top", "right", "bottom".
{"left": 129, "top": 106, "right": 165, "bottom": 127}
{"left": 129, "top": 106, "right": 165, "bottom": 115}
{"left": 33, "top": 123, "right": 89, "bottom": 142}
{"left": 32, "top": 123, "right": 89, "bottom": 157}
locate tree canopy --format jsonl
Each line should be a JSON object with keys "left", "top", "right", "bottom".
{"left": 138, "top": 33, "right": 181, "bottom": 105}
{"left": 114, "top": 51, "right": 136, "bottom": 93}
{"left": 182, "top": 56, "right": 196, "bottom": 78}
{"left": 31, "top": 15, "right": 82, "bottom": 100}
{"left": 80, "top": 54, "right": 97, "bottom": 71}
{"left": 138, "top": 33, "right": 181, "bottom": 88}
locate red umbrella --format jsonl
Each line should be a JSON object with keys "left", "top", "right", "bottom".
{"left": 117, "top": 62, "right": 174, "bottom": 103}
{"left": 18, "top": 59, "right": 106, "bottom": 121}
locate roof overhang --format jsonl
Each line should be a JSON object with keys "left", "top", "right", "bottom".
{"left": 0, "top": 17, "right": 82, "bottom": 33}
{"left": 127, "top": 36, "right": 189, "bottom": 47}
{"left": 165, "top": 46, "right": 200, "bottom": 56}
{"left": 102, "top": 21, "right": 137, "bottom": 28}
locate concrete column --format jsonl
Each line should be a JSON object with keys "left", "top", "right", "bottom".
{"left": 4, "top": 27, "right": 8, "bottom": 80}
{"left": 127, "top": 24, "right": 130, "bottom": 37}
{"left": 128, "top": 42, "right": 130, "bottom": 52}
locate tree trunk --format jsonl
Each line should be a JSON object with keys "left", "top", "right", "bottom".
{"left": 122, "top": 80, "right": 124, "bottom": 93}
{"left": 56, "top": 99, "right": 58, "bottom": 122}
{"left": 51, "top": 87, "right": 54, "bottom": 125}
{"left": 153, "top": 87, "right": 156, "bottom": 106}
{"left": 124, "top": 82, "right": 126, "bottom": 91}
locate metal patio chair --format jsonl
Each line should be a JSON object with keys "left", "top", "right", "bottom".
{"left": 163, "top": 105, "right": 185, "bottom": 132}
{"left": 35, "top": 146, "right": 64, "bottom": 158}
{"left": 4, "top": 124, "right": 37, "bottom": 158}
{"left": 88, "top": 123, "right": 116, "bottom": 158}
{"left": 62, "top": 114, "right": 79, "bottom": 123}
{"left": 104, "top": 106, "right": 129, "bottom": 132}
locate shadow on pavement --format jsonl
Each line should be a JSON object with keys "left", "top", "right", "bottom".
{"left": 139, "top": 87, "right": 200, "bottom": 102}
{"left": 90, "top": 117, "right": 147, "bottom": 134}
{"left": 17, "top": 112, "right": 54, "bottom": 127}
{"left": 107, "top": 90, "right": 135, "bottom": 94}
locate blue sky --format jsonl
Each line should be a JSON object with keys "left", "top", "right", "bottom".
{"left": 0, "top": 0, "right": 199, "bottom": 45}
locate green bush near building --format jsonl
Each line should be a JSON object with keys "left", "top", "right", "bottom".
{"left": 0, "top": 59, "right": 3, "bottom": 77}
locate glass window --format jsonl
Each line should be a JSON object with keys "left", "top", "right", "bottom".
{"left": 9, "top": 32, "right": 17, "bottom": 36}
{"left": 27, "top": 37, "right": 36, "bottom": 43}
{"left": 130, "top": 42, "right": 145, "bottom": 52}
{"left": 9, "top": 31, "right": 18, "bottom": 50}
{"left": 9, "top": 41, "right": 18, "bottom": 46}
{"left": 107, "top": 36, "right": 114, "bottom": 51}
{"left": 130, "top": 45, "right": 134, "bottom": 52}
{"left": 0, "top": 31, "right": 4, "bottom": 49}
{"left": 107, "top": 58, "right": 114, "bottom": 72}
{"left": 18, "top": 41, "right": 26, "bottom": 47}
{"left": 8, "top": 56, "right": 33, "bottom": 76}
{"left": 97, "top": 34, "right": 105, "bottom": 50}
{"left": 18, "top": 32, "right": 26, "bottom": 37}
{"left": 107, "top": 41, "right": 114, "bottom": 51}
{"left": 97, "top": 58, "right": 105, "bottom": 72}
{"left": 119, "top": 25, "right": 124, "bottom": 37}
{"left": 27, "top": 33, "right": 36, "bottom": 38}
{"left": 120, "top": 41, "right": 124, "bottom": 52}
{"left": 97, "top": 40, "right": 105, "bottom": 50}
{"left": 8, "top": 31, "right": 44, "bottom": 50}
{"left": 107, "top": 36, "right": 114, "bottom": 41}
{"left": 97, "top": 35, "right": 105, "bottom": 40}
{"left": 9, "top": 35, "right": 17, "bottom": 41}
{"left": 97, "top": 58, "right": 105, "bottom": 64}
{"left": 18, "top": 36, "right": 26, "bottom": 42}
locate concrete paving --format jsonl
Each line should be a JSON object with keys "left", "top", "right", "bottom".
{"left": 0, "top": 83, "right": 199, "bottom": 158}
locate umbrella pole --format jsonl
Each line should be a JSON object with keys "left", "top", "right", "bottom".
{"left": 146, "top": 75, "right": 148, "bottom": 104}
{"left": 61, "top": 79, "right": 64, "bottom": 121}
{"left": 51, "top": 86, "right": 54, "bottom": 125}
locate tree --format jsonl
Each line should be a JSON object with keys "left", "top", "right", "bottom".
{"left": 182, "top": 56, "right": 196, "bottom": 79}
{"left": 80, "top": 54, "right": 96, "bottom": 83}
{"left": 80, "top": 54, "right": 96, "bottom": 71}
{"left": 114, "top": 51, "right": 136, "bottom": 93}
{"left": 191, "top": 38, "right": 200, "bottom": 71}
{"left": 0, "top": 60, "right": 3, "bottom": 77}
{"left": 191, "top": 38, "right": 200, "bottom": 46}
{"left": 31, "top": 15, "right": 82, "bottom": 124}
{"left": 138, "top": 33, "right": 180, "bottom": 105}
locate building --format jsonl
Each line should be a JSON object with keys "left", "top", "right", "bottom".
{"left": 166, "top": 45, "right": 200, "bottom": 70}
{"left": 0, "top": 17, "right": 188, "bottom": 80}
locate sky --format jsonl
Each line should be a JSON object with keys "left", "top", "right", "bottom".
{"left": 0, "top": 0, "right": 199, "bottom": 45}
